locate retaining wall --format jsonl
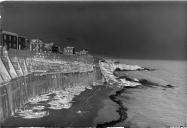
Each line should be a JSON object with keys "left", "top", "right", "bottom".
{"left": 0, "top": 69, "right": 102, "bottom": 124}
{"left": 0, "top": 49, "right": 103, "bottom": 124}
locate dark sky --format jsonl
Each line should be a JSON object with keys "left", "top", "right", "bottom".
{"left": 1, "top": 1, "right": 187, "bottom": 60}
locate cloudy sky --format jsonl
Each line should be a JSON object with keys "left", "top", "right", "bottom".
{"left": 1, "top": 1, "right": 187, "bottom": 60}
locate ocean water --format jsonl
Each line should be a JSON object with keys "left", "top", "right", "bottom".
{"left": 115, "top": 59, "right": 187, "bottom": 128}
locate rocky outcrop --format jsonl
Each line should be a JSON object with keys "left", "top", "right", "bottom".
{"left": 99, "top": 60, "right": 141, "bottom": 87}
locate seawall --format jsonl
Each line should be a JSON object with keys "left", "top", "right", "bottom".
{"left": 0, "top": 48, "right": 103, "bottom": 124}
{"left": 0, "top": 69, "right": 102, "bottom": 124}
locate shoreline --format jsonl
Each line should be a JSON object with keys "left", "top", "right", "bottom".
{"left": 96, "top": 87, "right": 128, "bottom": 127}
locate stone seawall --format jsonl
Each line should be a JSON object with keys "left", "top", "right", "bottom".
{"left": 0, "top": 48, "right": 103, "bottom": 124}
{"left": 0, "top": 47, "right": 103, "bottom": 124}
{"left": 0, "top": 68, "right": 103, "bottom": 124}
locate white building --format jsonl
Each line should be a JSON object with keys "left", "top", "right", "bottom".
{"left": 63, "top": 46, "right": 75, "bottom": 55}
{"left": 30, "top": 39, "right": 45, "bottom": 53}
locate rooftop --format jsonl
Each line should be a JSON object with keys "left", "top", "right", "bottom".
{"left": 1, "top": 30, "right": 18, "bottom": 36}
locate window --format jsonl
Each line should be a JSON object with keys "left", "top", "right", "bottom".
{"left": 3, "top": 35, "right": 6, "bottom": 40}
{"left": 14, "top": 37, "right": 17, "bottom": 42}
{"left": 9, "top": 35, "right": 11, "bottom": 41}
{"left": 13, "top": 43, "right": 16, "bottom": 48}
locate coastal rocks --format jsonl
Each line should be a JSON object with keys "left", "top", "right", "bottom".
{"left": 114, "top": 64, "right": 144, "bottom": 71}
{"left": 114, "top": 67, "right": 155, "bottom": 72}
{"left": 100, "top": 59, "right": 174, "bottom": 89}
{"left": 114, "top": 69, "right": 174, "bottom": 89}
{"left": 165, "top": 84, "right": 174, "bottom": 88}
{"left": 113, "top": 60, "right": 155, "bottom": 71}
{"left": 99, "top": 60, "right": 142, "bottom": 87}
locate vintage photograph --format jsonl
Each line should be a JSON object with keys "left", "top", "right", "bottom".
{"left": 0, "top": 1, "right": 186, "bottom": 127}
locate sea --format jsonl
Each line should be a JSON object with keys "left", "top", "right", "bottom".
{"left": 115, "top": 59, "right": 187, "bottom": 128}
{"left": 2, "top": 59, "right": 187, "bottom": 128}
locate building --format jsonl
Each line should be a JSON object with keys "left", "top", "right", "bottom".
{"left": 80, "top": 49, "right": 88, "bottom": 55}
{"left": 76, "top": 49, "right": 88, "bottom": 55}
{"left": 0, "top": 31, "right": 28, "bottom": 50}
{"left": 75, "top": 51, "right": 81, "bottom": 55}
{"left": 51, "top": 44, "right": 59, "bottom": 53}
{"left": 44, "top": 42, "right": 53, "bottom": 53}
{"left": 0, "top": 30, "right": 18, "bottom": 50}
{"left": 63, "top": 46, "right": 75, "bottom": 55}
{"left": 30, "top": 39, "right": 45, "bottom": 53}
{"left": 25, "top": 38, "right": 30, "bottom": 50}
{"left": 18, "top": 36, "right": 29, "bottom": 50}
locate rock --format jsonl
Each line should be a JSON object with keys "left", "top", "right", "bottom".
{"left": 165, "top": 84, "right": 174, "bottom": 88}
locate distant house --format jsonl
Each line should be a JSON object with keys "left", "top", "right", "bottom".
{"left": 63, "top": 46, "right": 75, "bottom": 55}
{"left": 0, "top": 30, "right": 18, "bottom": 50}
{"left": 25, "top": 38, "right": 30, "bottom": 50}
{"left": 30, "top": 39, "right": 45, "bottom": 53}
{"left": 75, "top": 51, "right": 81, "bottom": 55}
{"left": 0, "top": 30, "right": 29, "bottom": 50}
{"left": 18, "top": 35, "right": 29, "bottom": 50}
{"left": 51, "top": 44, "right": 59, "bottom": 53}
{"left": 80, "top": 49, "right": 88, "bottom": 55}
